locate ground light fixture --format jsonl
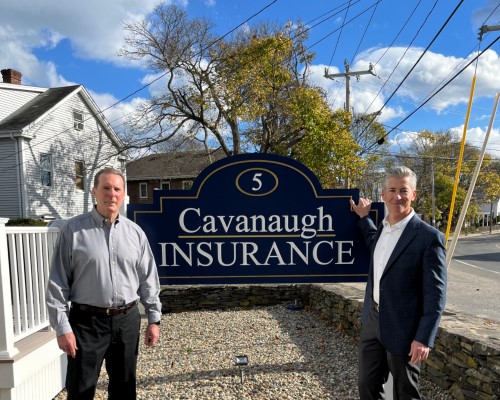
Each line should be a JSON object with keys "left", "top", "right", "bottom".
{"left": 235, "top": 355, "right": 248, "bottom": 384}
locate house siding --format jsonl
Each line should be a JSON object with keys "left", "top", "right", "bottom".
{"left": 0, "top": 85, "right": 43, "bottom": 121}
{"left": 0, "top": 138, "right": 21, "bottom": 218}
{"left": 21, "top": 93, "right": 123, "bottom": 219}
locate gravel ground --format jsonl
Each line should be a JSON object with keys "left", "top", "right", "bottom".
{"left": 54, "top": 305, "right": 453, "bottom": 399}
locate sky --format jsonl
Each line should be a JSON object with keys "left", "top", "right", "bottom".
{"left": 1, "top": 0, "right": 500, "bottom": 158}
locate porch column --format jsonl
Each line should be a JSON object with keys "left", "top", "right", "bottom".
{"left": 0, "top": 218, "right": 18, "bottom": 358}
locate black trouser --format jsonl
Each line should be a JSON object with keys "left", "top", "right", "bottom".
{"left": 66, "top": 305, "right": 141, "bottom": 400}
{"left": 358, "top": 304, "right": 421, "bottom": 400}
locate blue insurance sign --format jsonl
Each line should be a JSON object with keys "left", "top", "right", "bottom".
{"left": 128, "top": 153, "right": 384, "bottom": 285}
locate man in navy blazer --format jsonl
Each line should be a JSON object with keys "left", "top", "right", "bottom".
{"left": 351, "top": 166, "right": 447, "bottom": 399}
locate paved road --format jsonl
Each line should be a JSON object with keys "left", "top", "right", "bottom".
{"left": 343, "top": 231, "right": 500, "bottom": 323}
{"left": 447, "top": 232, "right": 500, "bottom": 322}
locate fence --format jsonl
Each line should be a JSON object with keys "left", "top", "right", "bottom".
{"left": 0, "top": 218, "right": 59, "bottom": 357}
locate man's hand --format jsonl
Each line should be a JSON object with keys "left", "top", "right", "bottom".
{"left": 145, "top": 323, "right": 160, "bottom": 347}
{"left": 57, "top": 332, "right": 78, "bottom": 358}
{"left": 350, "top": 198, "right": 372, "bottom": 218}
{"left": 409, "top": 340, "right": 430, "bottom": 364}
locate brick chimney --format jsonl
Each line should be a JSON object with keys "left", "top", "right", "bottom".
{"left": 1, "top": 69, "right": 22, "bottom": 84}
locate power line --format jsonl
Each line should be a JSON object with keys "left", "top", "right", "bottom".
{"left": 307, "top": 1, "right": 381, "bottom": 52}
{"left": 359, "top": 0, "right": 465, "bottom": 143}
{"left": 361, "top": 0, "right": 436, "bottom": 116}
{"left": 306, "top": 1, "right": 381, "bottom": 107}
{"left": 327, "top": 0, "right": 354, "bottom": 67}
{"left": 372, "top": 0, "right": 424, "bottom": 67}
{"left": 349, "top": 0, "right": 381, "bottom": 65}
{"left": 0, "top": 0, "right": 281, "bottom": 174}
{"left": 361, "top": 1, "right": 499, "bottom": 150}
{"left": 363, "top": 35, "right": 500, "bottom": 154}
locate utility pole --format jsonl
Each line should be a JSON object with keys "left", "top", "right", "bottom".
{"left": 324, "top": 59, "right": 376, "bottom": 112}
{"left": 479, "top": 24, "right": 500, "bottom": 40}
{"left": 324, "top": 60, "right": 377, "bottom": 188}
{"left": 431, "top": 161, "right": 436, "bottom": 227}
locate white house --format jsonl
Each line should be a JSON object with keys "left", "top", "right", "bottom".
{"left": 0, "top": 69, "right": 128, "bottom": 399}
{"left": 479, "top": 199, "right": 500, "bottom": 226}
{"left": 0, "top": 68, "right": 127, "bottom": 221}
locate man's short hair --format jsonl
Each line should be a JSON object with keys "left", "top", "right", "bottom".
{"left": 93, "top": 168, "right": 125, "bottom": 188}
{"left": 384, "top": 166, "right": 417, "bottom": 190}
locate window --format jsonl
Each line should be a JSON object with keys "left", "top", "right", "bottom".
{"left": 73, "top": 110, "right": 84, "bottom": 130}
{"left": 182, "top": 180, "right": 193, "bottom": 190}
{"left": 139, "top": 182, "right": 148, "bottom": 198}
{"left": 160, "top": 181, "right": 170, "bottom": 190}
{"left": 75, "top": 161, "right": 85, "bottom": 190}
{"left": 40, "top": 154, "right": 52, "bottom": 186}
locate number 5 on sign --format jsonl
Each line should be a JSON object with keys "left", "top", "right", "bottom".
{"left": 236, "top": 168, "right": 278, "bottom": 197}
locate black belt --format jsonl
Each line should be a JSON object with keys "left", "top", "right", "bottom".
{"left": 72, "top": 300, "right": 137, "bottom": 316}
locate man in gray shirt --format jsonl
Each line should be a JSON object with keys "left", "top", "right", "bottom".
{"left": 46, "top": 167, "right": 162, "bottom": 400}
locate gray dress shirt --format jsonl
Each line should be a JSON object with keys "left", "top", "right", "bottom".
{"left": 46, "top": 207, "right": 161, "bottom": 336}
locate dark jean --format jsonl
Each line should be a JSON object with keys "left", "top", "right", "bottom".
{"left": 66, "top": 305, "right": 141, "bottom": 400}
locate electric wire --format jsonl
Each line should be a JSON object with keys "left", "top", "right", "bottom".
{"left": 363, "top": 35, "right": 500, "bottom": 155}
{"left": 372, "top": 0, "right": 423, "bottom": 67}
{"left": 0, "top": 0, "right": 372, "bottom": 171}
{"left": 349, "top": 0, "right": 381, "bottom": 66}
{"left": 0, "top": 0, "right": 281, "bottom": 173}
{"left": 327, "top": 0, "right": 353, "bottom": 67}
{"left": 307, "top": 1, "right": 380, "bottom": 52}
{"left": 358, "top": 0, "right": 465, "bottom": 144}
{"left": 361, "top": 0, "right": 436, "bottom": 117}
{"left": 393, "top": 1, "right": 500, "bottom": 126}
{"left": 0, "top": 0, "right": 497, "bottom": 177}
{"left": 326, "top": 0, "right": 355, "bottom": 109}
{"left": 362, "top": 1, "right": 500, "bottom": 152}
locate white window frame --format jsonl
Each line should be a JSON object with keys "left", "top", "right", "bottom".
{"left": 182, "top": 180, "right": 193, "bottom": 190}
{"left": 73, "top": 110, "right": 84, "bottom": 130}
{"left": 75, "top": 160, "right": 85, "bottom": 191}
{"left": 139, "top": 182, "right": 148, "bottom": 198}
{"left": 40, "top": 153, "right": 53, "bottom": 187}
{"left": 160, "top": 181, "right": 170, "bottom": 190}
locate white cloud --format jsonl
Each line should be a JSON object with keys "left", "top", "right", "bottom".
{"left": 0, "top": 0, "right": 162, "bottom": 62}
{"left": 389, "top": 130, "right": 418, "bottom": 150}
{"left": 450, "top": 125, "right": 500, "bottom": 159}
{"left": 0, "top": 0, "right": 165, "bottom": 87}
{"left": 1, "top": 0, "right": 499, "bottom": 146}
{"left": 310, "top": 46, "right": 500, "bottom": 126}
{"left": 0, "top": 0, "right": 173, "bottom": 119}
{"left": 89, "top": 90, "right": 149, "bottom": 136}
{"left": 388, "top": 124, "right": 500, "bottom": 160}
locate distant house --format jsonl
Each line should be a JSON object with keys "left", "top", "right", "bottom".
{"left": 479, "top": 199, "right": 500, "bottom": 226}
{"left": 126, "top": 150, "right": 225, "bottom": 204}
{"left": 0, "top": 68, "right": 127, "bottom": 220}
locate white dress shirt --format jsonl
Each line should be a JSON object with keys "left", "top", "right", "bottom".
{"left": 372, "top": 210, "right": 415, "bottom": 305}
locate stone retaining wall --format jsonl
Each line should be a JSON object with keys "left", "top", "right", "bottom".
{"left": 160, "top": 284, "right": 311, "bottom": 313}
{"left": 160, "top": 283, "right": 500, "bottom": 400}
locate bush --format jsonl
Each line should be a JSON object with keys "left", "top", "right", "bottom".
{"left": 6, "top": 218, "right": 48, "bottom": 227}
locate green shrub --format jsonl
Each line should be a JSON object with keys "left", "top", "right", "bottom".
{"left": 6, "top": 218, "right": 48, "bottom": 227}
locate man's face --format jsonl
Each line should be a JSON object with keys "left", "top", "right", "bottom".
{"left": 92, "top": 173, "right": 126, "bottom": 220}
{"left": 381, "top": 176, "right": 416, "bottom": 221}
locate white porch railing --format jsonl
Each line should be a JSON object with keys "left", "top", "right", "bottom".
{"left": 0, "top": 218, "right": 60, "bottom": 357}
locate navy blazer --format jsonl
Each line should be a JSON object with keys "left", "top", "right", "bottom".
{"left": 357, "top": 214, "right": 447, "bottom": 355}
